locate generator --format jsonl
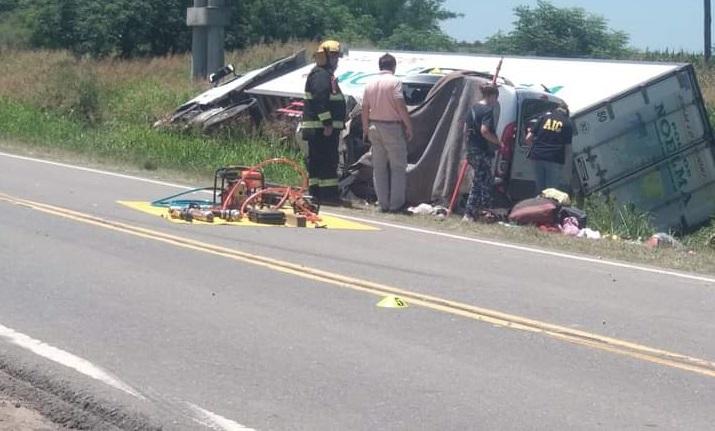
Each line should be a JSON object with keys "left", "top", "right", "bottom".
{"left": 213, "top": 166, "right": 265, "bottom": 210}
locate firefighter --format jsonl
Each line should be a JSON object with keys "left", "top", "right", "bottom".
{"left": 301, "top": 40, "right": 347, "bottom": 205}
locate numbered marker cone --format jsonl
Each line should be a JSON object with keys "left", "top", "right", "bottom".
{"left": 377, "top": 296, "right": 408, "bottom": 308}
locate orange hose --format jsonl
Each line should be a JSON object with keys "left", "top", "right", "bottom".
{"left": 233, "top": 158, "right": 320, "bottom": 223}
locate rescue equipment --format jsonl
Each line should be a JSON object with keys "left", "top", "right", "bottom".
{"left": 152, "top": 158, "right": 321, "bottom": 226}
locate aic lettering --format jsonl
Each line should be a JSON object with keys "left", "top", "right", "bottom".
{"left": 543, "top": 119, "right": 564, "bottom": 132}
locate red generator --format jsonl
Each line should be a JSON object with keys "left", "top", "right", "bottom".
{"left": 213, "top": 166, "right": 265, "bottom": 210}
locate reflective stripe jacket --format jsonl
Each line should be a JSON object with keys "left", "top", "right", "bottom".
{"left": 302, "top": 66, "right": 346, "bottom": 130}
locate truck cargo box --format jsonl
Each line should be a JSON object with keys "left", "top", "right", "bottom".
{"left": 571, "top": 65, "right": 715, "bottom": 230}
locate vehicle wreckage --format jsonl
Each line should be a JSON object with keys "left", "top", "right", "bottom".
{"left": 158, "top": 49, "right": 715, "bottom": 232}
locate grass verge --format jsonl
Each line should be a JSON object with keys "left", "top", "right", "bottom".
{"left": 0, "top": 99, "right": 302, "bottom": 184}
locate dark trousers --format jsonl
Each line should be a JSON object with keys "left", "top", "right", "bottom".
{"left": 465, "top": 151, "right": 494, "bottom": 217}
{"left": 307, "top": 129, "right": 339, "bottom": 202}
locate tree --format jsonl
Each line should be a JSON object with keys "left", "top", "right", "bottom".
{"left": 17, "top": 0, "right": 459, "bottom": 57}
{"left": 485, "top": 1, "right": 630, "bottom": 59}
{"left": 379, "top": 24, "right": 455, "bottom": 51}
{"left": 23, "top": 0, "right": 190, "bottom": 57}
{"left": 237, "top": 0, "right": 457, "bottom": 50}
{"left": 378, "top": 0, "right": 459, "bottom": 51}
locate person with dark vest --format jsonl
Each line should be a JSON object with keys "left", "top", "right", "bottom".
{"left": 525, "top": 101, "right": 574, "bottom": 194}
{"left": 301, "top": 40, "right": 347, "bottom": 205}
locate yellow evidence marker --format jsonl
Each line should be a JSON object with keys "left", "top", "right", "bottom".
{"left": 377, "top": 296, "right": 408, "bottom": 308}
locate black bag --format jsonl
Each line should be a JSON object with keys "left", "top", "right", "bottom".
{"left": 559, "top": 206, "right": 587, "bottom": 228}
{"left": 248, "top": 208, "right": 286, "bottom": 225}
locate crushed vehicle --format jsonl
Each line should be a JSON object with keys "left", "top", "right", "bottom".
{"left": 163, "top": 50, "right": 715, "bottom": 231}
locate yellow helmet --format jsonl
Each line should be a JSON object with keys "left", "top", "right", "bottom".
{"left": 317, "top": 40, "right": 341, "bottom": 54}
{"left": 315, "top": 40, "right": 343, "bottom": 67}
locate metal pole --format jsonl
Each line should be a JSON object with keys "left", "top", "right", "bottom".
{"left": 706, "top": 0, "right": 712, "bottom": 62}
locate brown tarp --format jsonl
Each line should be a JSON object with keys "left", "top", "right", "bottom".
{"left": 346, "top": 72, "right": 497, "bottom": 206}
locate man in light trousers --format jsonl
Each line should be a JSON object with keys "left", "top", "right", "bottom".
{"left": 361, "top": 53, "right": 414, "bottom": 213}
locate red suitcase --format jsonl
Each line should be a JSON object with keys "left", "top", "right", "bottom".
{"left": 508, "top": 197, "right": 560, "bottom": 226}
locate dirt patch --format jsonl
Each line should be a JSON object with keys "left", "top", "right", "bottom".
{"left": 0, "top": 357, "right": 160, "bottom": 430}
{"left": 0, "top": 397, "right": 58, "bottom": 431}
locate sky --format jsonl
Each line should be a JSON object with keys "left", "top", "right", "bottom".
{"left": 442, "top": 0, "right": 706, "bottom": 53}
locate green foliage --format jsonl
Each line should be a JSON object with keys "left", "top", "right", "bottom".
{"left": 0, "top": 0, "right": 19, "bottom": 13}
{"left": 584, "top": 194, "right": 655, "bottom": 240}
{"left": 24, "top": 0, "right": 190, "bottom": 57}
{"left": 379, "top": 24, "right": 456, "bottom": 51}
{"left": 231, "top": 0, "right": 459, "bottom": 50}
{"left": 15, "top": 0, "right": 457, "bottom": 57}
{"left": 485, "top": 0, "right": 630, "bottom": 58}
{"left": 0, "top": 10, "right": 29, "bottom": 48}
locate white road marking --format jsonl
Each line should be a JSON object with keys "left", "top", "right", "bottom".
{"left": 328, "top": 213, "right": 715, "bottom": 285}
{"left": 1, "top": 150, "right": 713, "bottom": 285}
{"left": 188, "top": 403, "right": 256, "bottom": 431}
{"left": 0, "top": 323, "right": 143, "bottom": 399}
{"left": 0, "top": 151, "right": 193, "bottom": 189}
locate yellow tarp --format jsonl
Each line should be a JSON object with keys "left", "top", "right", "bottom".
{"left": 117, "top": 201, "right": 378, "bottom": 231}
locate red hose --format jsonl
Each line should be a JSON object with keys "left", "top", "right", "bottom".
{"left": 447, "top": 159, "right": 469, "bottom": 216}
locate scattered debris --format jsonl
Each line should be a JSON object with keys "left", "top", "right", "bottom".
{"left": 577, "top": 228, "right": 602, "bottom": 240}
{"left": 407, "top": 203, "right": 448, "bottom": 218}
{"left": 645, "top": 233, "right": 682, "bottom": 249}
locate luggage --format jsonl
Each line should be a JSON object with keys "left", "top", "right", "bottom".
{"left": 559, "top": 206, "right": 587, "bottom": 228}
{"left": 508, "top": 197, "right": 560, "bottom": 226}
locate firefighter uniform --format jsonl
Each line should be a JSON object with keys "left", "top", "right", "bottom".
{"left": 301, "top": 60, "right": 346, "bottom": 203}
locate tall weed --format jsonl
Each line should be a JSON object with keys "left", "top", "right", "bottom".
{"left": 683, "top": 218, "right": 715, "bottom": 251}
{"left": 584, "top": 194, "right": 656, "bottom": 240}
{"left": 38, "top": 59, "right": 102, "bottom": 124}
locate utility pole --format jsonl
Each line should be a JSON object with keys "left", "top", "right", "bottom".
{"left": 706, "top": 0, "right": 712, "bottom": 62}
{"left": 187, "top": 0, "right": 231, "bottom": 79}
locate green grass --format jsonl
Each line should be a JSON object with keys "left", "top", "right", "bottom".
{"left": 0, "top": 98, "right": 302, "bottom": 184}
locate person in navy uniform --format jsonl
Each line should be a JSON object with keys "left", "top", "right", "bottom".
{"left": 526, "top": 101, "right": 574, "bottom": 194}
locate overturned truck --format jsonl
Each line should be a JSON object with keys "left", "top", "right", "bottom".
{"left": 165, "top": 50, "right": 715, "bottom": 231}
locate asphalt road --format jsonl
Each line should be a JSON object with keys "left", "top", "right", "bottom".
{"left": 1, "top": 151, "right": 714, "bottom": 430}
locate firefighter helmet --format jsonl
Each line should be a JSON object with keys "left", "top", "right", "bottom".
{"left": 315, "top": 40, "right": 343, "bottom": 67}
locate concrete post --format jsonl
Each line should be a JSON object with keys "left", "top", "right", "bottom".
{"left": 206, "top": 0, "right": 226, "bottom": 75}
{"left": 187, "top": 0, "right": 231, "bottom": 79}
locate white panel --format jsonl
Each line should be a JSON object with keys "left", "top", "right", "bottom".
{"left": 247, "top": 50, "right": 679, "bottom": 113}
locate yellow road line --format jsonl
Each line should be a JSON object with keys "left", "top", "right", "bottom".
{"left": 3, "top": 192, "right": 715, "bottom": 379}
